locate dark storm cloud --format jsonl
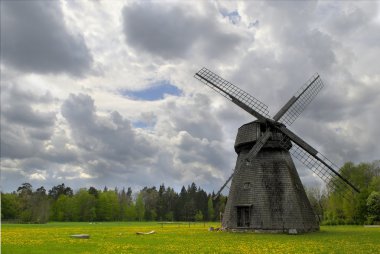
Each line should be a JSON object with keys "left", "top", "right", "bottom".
{"left": 122, "top": 3, "right": 243, "bottom": 60}
{"left": 0, "top": 85, "right": 56, "bottom": 159}
{"left": 304, "top": 81, "right": 380, "bottom": 123}
{"left": 61, "top": 93, "right": 156, "bottom": 165}
{"left": 3, "top": 103, "right": 56, "bottom": 129}
{"left": 0, "top": 1, "right": 92, "bottom": 76}
{"left": 0, "top": 126, "right": 37, "bottom": 159}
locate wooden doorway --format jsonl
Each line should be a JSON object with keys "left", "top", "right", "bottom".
{"left": 237, "top": 206, "right": 250, "bottom": 227}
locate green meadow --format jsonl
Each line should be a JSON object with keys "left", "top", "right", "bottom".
{"left": 1, "top": 222, "right": 380, "bottom": 254}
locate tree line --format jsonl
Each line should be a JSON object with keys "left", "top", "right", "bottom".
{"left": 306, "top": 161, "right": 380, "bottom": 225}
{"left": 1, "top": 161, "right": 379, "bottom": 225}
{"left": 1, "top": 182, "right": 226, "bottom": 224}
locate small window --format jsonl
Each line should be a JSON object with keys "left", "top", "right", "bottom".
{"left": 244, "top": 158, "right": 252, "bottom": 166}
{"left": 260, "top": 124, "right": 267, "bottom": 134}
{"left": 243, "top": 182, "right": 251, "bottom": 189}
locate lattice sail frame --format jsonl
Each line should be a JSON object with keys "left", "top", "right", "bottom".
{"left": 279, "top": 136, "right": 357, "bottom": 200}
{"left": 194, "top": 67, "right": 270, "bottom": 118}
{"left": 278, "top": 74, "right": 324, "bottom": 126}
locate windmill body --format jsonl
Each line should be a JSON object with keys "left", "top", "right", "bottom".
{"left": 194, "top": 67, "right": 360, "bottom": 233}
{"left": 223, "top": 121, "right": 318, "bottom": 233}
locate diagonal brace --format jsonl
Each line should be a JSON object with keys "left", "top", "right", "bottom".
{"left": 213, "top": 130, "right": 271, "bottom": 200}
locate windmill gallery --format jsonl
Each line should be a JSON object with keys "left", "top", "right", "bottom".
{"left": 194, "top": 68, "right": 360, "bottom": 234}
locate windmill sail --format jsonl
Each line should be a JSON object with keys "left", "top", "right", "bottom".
{"left": 273, "top": 74, "right": 324, "bottom": 126}
{"left": 278, "top": 132, "right": 360, "bottom": 199}
{"left": 194, "top": 67, "right": 270, "bottom": 121}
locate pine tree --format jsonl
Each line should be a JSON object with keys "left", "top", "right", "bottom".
{"left": 207, "top": 196, "right": 215, "bottom": 221}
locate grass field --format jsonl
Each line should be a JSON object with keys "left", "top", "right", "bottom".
{"left": 1, "top": 222, "right": 380, "bottom": 254}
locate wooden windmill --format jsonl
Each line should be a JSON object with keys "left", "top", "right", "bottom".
{"left": 194, "top": 68, "right": 359, "bottom": 233}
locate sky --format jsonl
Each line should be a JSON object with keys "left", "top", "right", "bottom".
{"left": 1, "top": 0, "right": 379, "bottom": 194}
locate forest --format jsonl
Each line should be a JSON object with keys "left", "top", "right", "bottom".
{"left": 1, "top": 161, "right": 379, "bottom": 225}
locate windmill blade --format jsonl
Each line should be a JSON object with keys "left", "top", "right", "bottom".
{"left": 213, "top": 130, "right": 272, "bottom": 200}
{"left": 194, "top": 67, "right": 270, "bottom": 121}
{"left": 277, "top": 126, "right": 318, "bottom": 156}
{"left": 273, "top": 74, "right": 324, "bottom": 126}
{"left": 276, "top": 127, "right": 360, "bottom": 199}
{"left": 282, "top": 140, "right": 359, "bottom": 199}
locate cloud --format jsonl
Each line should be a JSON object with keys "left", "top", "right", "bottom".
{"left": 0, "top": 84, "right": 57, "bottom": 159}
{"left": 121, "top": 80, "right": 182, "bottom": 101}
{"left": 321, "top": 2, "right": 378, "bottom": 37}
{"left": 61, "top": 93, "right": 156, "bottom": 163}
{"left": 122, "top": 2, "right": 243, "bottom": 60}
{"left": 155, "top": 93, "right": 226, "bottom": 141}
{"left": 57, "top": 92, "right": 231, "bottom": 191}
{"left": 0, "top": 0, "right": 92, "bottom": 76}
{"left": 1, "top": 1, "right": 379, "bottom": 194}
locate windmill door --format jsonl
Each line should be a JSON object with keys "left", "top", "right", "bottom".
{"left": 237, "top": 206, "right": 250, "bottom": 227}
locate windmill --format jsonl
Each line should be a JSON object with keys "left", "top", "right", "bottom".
{"left": 194, "top": 67, "right": 360, "bottom": 233}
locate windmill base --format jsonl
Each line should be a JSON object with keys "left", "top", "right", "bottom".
{"left": 224, "top": 227, "right": 319, "bottom": 234}
{"left": 222, "top": 147, "right": 320, "bottom": 234}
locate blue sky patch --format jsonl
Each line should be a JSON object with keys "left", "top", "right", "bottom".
{"left": 132, "top": 120, "right": 149, "bottom": 129}
{"left": 220, "top": 9, "right": 241, "bottom": 25}
{"left": 132, "top": 114, "right": 157, "bottom": 129}
{"left": 122, "top": 80, "right": 182, "bottom": 101}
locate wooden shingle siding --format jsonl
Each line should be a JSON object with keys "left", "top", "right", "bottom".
{"left": 223, "top": 121, "right": 319, "bottom": 233}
